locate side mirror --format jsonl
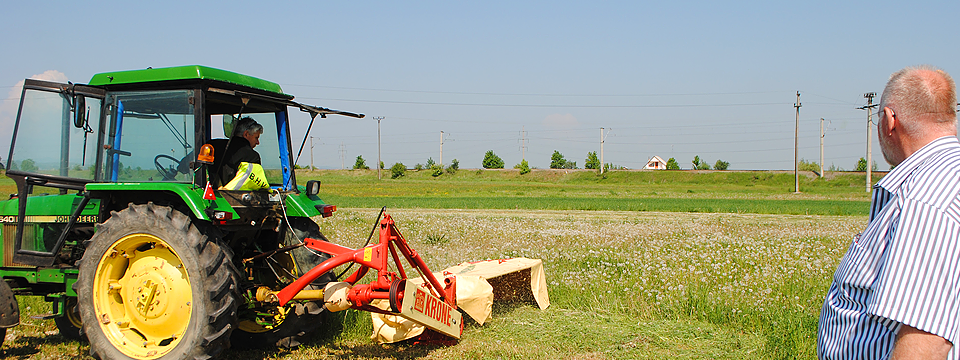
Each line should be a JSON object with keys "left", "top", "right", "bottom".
{"left": 305, "top": 180, "right": 320, "bottom": 196}
{"left": 223, "top": 115, "right": 236, "bottom": 138}
{"left": 73, "top": 96, "right": 86, "bottom": 128}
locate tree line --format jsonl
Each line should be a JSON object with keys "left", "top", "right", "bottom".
{"left": 347, "top": 151, "right": 730, "bottom": 177}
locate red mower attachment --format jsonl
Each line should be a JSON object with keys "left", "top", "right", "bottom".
{"left": 256, "top": 213, "right": 463, "bottom": 339}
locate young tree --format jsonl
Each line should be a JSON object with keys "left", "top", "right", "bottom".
{"left": 584, "top": 151, "right": 600, "bottom": 170}
{"left": 855, "top": 158, "right": 878, "bottom": 171}
{"left": 446, "top": 159, "right": 459, "bottom": 174}
{"left": 482, "top": 151, "right": 504, "bottom": 169}
{"left": 666, "top": 157, "right": 680, "bottom": 170}
{"left": 691, "top": 155, "right": 710, "bottom": 170}
{"left": 514, "top": 159, "right": 531, "bottom": 175}
{"left": 19, "top": 159, "right": 37, "bottom": 172}
{"left": 390, "top": 162, "right": 406, "bottom": 179}
{"left": 714, "top": 159, "right": 729, "bottom": 170}
{"left": 550, "top": 151, "right": 567, "bottom": 169}
{"left": 426, "top": 157, "right": 442, "bottom": 176}
{"left": 379, "top": 161, "right": 384, "bottom": 170}
{"left": 798, "top": 158, "right": 820, "bottom": 172}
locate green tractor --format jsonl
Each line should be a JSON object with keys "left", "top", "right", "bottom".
{"left": 0, "top": 65, "right": 363, "bottom": 359}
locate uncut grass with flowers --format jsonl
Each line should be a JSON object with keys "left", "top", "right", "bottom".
{"left": 307, "top": 207, "right": 857, "bottom": 359}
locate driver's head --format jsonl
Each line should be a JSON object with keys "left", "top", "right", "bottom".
{"left": 236, "top": 117, "right": 263, "bottom": 149}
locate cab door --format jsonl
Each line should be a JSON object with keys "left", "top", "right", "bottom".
{"left": 5, "top": 79, "right": 105, "bottom": 266}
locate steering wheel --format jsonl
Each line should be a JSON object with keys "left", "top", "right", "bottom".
{"left": 155, "top": 154, "right": 181, "bottom": 181}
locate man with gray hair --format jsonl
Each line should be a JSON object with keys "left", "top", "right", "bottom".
{"left": 819, "top": 65, "right": 960, "bottom": 359}
{"left": 219, "top": 117, "right": 264, "bottom": 185}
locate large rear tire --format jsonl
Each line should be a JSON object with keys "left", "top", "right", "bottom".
{"left": 232, "top": 217, "right": 334, "bottom": 349}
{"left": 77, "top": 203, "right": 240, "bottom": 359}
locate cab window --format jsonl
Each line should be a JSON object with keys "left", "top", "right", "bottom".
{"left": 102, "top": 90, "right": 195, "bottom": 182}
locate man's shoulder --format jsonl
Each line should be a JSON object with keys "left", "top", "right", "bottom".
{"left": 904, "top": 140, "right": 960, "bottom": 207}
{"left": 233, "top": 145, "right": 261, "bottom": 163}
{"left": 918, "top": 140, "right": 960, "bottom": 174}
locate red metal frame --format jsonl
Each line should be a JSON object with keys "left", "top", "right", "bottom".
{"left": 276, "top": 213, "right": 453, "bottom": 313}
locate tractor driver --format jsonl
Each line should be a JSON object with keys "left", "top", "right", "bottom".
{"left": 218, "top": 117, "right": 262, "bottom": 185}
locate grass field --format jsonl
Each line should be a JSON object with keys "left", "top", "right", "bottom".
{"left": 1, "top": 169, "right": 870, "bottom": 359}
{"left": 303, "top": 168, "right": 878, "bottom": 216}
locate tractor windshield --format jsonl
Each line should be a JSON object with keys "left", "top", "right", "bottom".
{"left": 102, "top": 90, "right": 195, "bottom": 182}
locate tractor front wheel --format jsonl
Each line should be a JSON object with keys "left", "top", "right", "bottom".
{"left": 77, "top": 203, "right": 240, "bottom": 359}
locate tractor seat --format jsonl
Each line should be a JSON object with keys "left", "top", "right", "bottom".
{"left": 206, "top": 139, "right": 229, "bottom": 187}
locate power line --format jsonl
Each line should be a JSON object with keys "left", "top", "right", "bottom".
{"left": 298, "top": 96, "right": 791, "bottom": 109}
{"left": 283, "top": 83, "right": 790, "bottom": 98}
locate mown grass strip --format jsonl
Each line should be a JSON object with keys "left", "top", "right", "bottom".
{"left": 319, "top": 195, "right": 869, "bottom": 216}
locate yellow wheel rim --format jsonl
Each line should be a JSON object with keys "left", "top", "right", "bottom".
{"left": 64, "top": 298, "right": 83, "bottom": 329}
{"left": 92, "top": 234, "right": 192, "bottom": 358}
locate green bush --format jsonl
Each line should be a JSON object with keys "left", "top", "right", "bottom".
{"left": 515, "top": 159, "right": 531, "bottom": 175}
{"left": 692, "top": 155, "right": 710, "bottom": 170}
{"left": 19, "top": 159, "right": 37, "bottom": 172}
{"left": 584, "top": 151, "right": 600, "bottom": 170}
{"left": 483, "top": 151, "right": 504, "bottom": 169}
{"left": 390, "top": 162, "right": 406, "bottom": 179}
{"left": 353, "top": 155, "right": 369, "bottom": 170}
{"left": 551, "top": 150, "right": 566, "bottom": 169}
{"left": 446, "top": 159, "right": 459, "bottom": 174}
{"left": 798, "top": 159, "right": 819, "bottom": 172}
{"left": 855, "top": 157, "right": 878, "bottom": 172}
{"left": 714, "top": 159, "right": 729, "bottom": 171}
{"left": 666, "top": 157, "right": 680, "bottom": 170}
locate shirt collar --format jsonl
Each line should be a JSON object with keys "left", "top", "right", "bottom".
{"left": 876, "top": 136, "right": 959, "bottom": 193}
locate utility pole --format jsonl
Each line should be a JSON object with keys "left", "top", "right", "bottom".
{"left": 794, "top": 91, "right": 801, "bottom": 193}
{"left": 309, "top": 136, "right": 318, "bottom": 170}
{"left": 600, "top": 127, "right": 609, "bottom": 174}
{"left": 859, "top": 93, "right": 877, "bottom": 193}
{"left": 373, "top": 116, "right": 384, "bottom": 180}
{"left": 339, "top": 142, "right": 346, "bottom": 170}
{"left": 518, "top": 127, "right": 528, "bottom": 161}
{"left": 819, "top": 118, "right": 825, "bottom": 178}
{"left": 439, "top": 131, "right": 444, "bottom": 167}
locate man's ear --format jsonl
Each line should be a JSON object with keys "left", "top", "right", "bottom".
{"left": 882, "top": 107, "right": 897, "bottom": 136}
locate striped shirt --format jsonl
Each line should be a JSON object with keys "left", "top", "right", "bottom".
{"left": 818, "top": 136, "right": 960, "bottom": 360}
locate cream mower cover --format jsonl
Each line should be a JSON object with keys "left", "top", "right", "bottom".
{"left": 371, "top": 257, "right": 549, "bottom": 343}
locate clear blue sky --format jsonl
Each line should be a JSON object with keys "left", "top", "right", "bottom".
{"left": 1, "top": 1, "right": 957, "bottom": 170}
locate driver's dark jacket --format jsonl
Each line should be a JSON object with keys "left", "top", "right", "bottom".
{"left": 219, "top": 136, "right": 261, "bottom": 186}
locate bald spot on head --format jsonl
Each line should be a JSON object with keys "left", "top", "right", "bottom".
{"left": 880, "top": 66, "right": 957, "bottom": 137}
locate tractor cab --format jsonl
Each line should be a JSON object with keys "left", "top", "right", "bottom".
{"left": 4, "top": 66, "right": 362, "bottom": 266}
